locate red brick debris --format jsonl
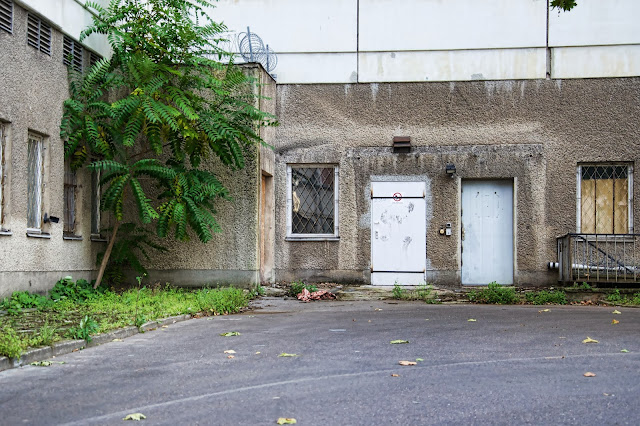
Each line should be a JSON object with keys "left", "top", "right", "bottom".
{"left": 297, "top": 288, "right": 337, "bottom": 302}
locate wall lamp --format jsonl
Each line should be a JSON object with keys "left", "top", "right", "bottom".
{"left": 445, "top": 163, "right": 456, "bottom": 178}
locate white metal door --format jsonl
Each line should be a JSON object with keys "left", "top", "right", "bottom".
{"left": 371, "top": 182, "right": 426, "bottom": 285}
{"left": 461, "top": 180, "right": 514, "bottom": 285}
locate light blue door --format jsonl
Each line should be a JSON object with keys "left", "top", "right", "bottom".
{"left": 461, "top": 180, "right": 513, "bottom": 285}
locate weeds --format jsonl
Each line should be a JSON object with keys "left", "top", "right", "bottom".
{"left": 287, "top": 281, "right": 318, "bottom": 297}
{"left": 525, "top": 290, "right": 567, "bottom": 305}
{"left": 0, "top": 325, "right": 27, "bottom": 359}
{"left": 66, "top": 315, "right": 100, "bottom": 342}
{"left": 391, "top": 283, "right": 439, "bottom": 303}
{"left": 468, "top": 282, "right": 517, "bottom": 304}
{"left": 607, "top": 289, "right": 640, "bottom": 305}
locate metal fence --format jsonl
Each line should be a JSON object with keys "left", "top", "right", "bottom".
{"left": 557, "top": 233, "right": 640, "bottom": 284}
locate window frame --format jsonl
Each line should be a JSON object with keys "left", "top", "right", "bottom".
{"left": 286, "top": 164, "right": 339, "bottom": 241}
{"left": 0, "top": 122, "right": 7, "bottom": 232}
{"left": 26, "top": 132, "right": 44, "bottom": 234}
{"left": 576, "top": 163, "right": 634, "bottom": 235}
{"left": 63, "top": 160, "right": 81, "bottom": 239}
{"left": 90, "top": 167, "right": 106, "bottom": 241}
{"left": 63, "top": 35, "right": 84, "bottom": 73}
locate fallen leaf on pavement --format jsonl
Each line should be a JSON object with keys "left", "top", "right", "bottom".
{"left": 278, "top": 353, "right": 299, "bottom": 357}
{"left": 161, "top": 325, "right": 168, "bottom": 328}
{"left": 255, "top": 351, "right": 261, "bottom": 355}
{"left": 30, "top": 361, "right": 65, "bottom": 367}
{"left": 612, "top": 319, "right": 619, "bottom": 325}
{"left": 391, "top": 374, "right": 399, "bottom": 377}
{"left": 583, "top": 372, "right": 596, "bottom": 377}
{"left": 416, "top": 358, "right": 424, "bottom": 362}
{"left": 539, "top": 309, "right": 550, "bottom": 313}
{"left": 227, "top": 355, "right": 235, "bottom": 359}
{"left": 390, "top": 340, "right": 409, "bottom": 344}
{"left": 468, "top": 319, "right": 477, "bottom": 322}
{"left": 224, "top": 350, "right": 236, "bottom": 354}
{"left": 112, "top": 338, "right": 123, "bottom": 342}
{"left": 621, "top": 349, "right": 629, "bottom": 353}
{"left": 582, "top": 337, "right": 599, "bottom": 344}
{"left": 399, "top": 361, "right": 417, "bottom": 366}
{"left": 612, "top": 310, "right": 621, "bottom": 314}
{"left": 123, "top": 413, "right": 146, "bottom": 421}
{"left": 276, "top": 418, "right": 296, "bottom": 424}
{"left": 220, "top": 332, "right": 241, "bottom": 337}
{"left": 375, "top": 308, "right": 382, "bottom": 311}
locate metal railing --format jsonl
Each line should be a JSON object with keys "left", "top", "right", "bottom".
{"left": 557, "top": 233, "right": 640, "bottom": 284}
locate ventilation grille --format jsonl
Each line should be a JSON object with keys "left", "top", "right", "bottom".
{"left": 63, "top": 36, "right": 83, "bottom": 72}
{"left": 0, "top": 0, "right": 12, "bottom": 34}
{"left": 89, "top": 51, "right": 101, "bottom": 68}
{"left": 27, "top": 13, "right": 51, "bottom": 55}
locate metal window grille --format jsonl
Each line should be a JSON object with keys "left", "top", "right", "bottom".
{"left": 0, "top": 123, "right": 5, "bottom": 225}
{"left": 64, "top": 162, "right": 77, "bottom": 235}
{"left": 90, "top": 169, "right": 101, "bottom": 235}
{"left": 0, "top": 0, "right": 12, "bottom": 34}
{"left": 27, "top": 13, "right": 51, "bottom": 55}
{"left": 27, "top": 134, "right": 44, "bottom": 230}
{"left": 89, "top": 51, "right": 101, "bottom": 68}
{"left": 290, "top": 167, "right": 336, "bottom": 235}
{"left": 578, "top": 165, "right": 632, "bottom": 235}
{"left": 63, "top": 36, "right": 83, "bottom": 72}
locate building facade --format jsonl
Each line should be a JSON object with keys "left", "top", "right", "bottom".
{"left": 1, "top": 0, "right": 639, "bottom": 296}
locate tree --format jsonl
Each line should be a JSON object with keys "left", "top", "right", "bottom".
{"left": 60, "top": 0, "right": 277, "bottom": 288}
{"left": 551, "top": 0, "right": 577, "bottom": 12}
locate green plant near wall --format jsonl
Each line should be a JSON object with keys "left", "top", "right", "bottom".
{"left": 0, "top": 325, "right": 27, "bottom": 359}
{"left": 392, "top": 283, "right": 406, "bottom": 300}
{"left": 287, "top": 281, "right": 318, "bottom": 297}
{"left": 468, "top": 282, "right": 517, "bottom": 304}
{"left": 66, "top": 315, "right": 100, "bottom": 342}
{"left": 525, "top": 290, "right": 567, "bottom": 305}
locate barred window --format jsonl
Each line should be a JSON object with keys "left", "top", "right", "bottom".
{"left": 0, "top": 0, "right": 13, "bottom": 34}
{"left": 27, "top": 133, "right": 44, "bottom": 231}
{"left": 0, "top": 122, "right": 6, "bottom": 226}
{"left": 63, "top": 161, "right": 78, "bottom": 236}
{"left": 63, "top": 36, "right": 83, "bottom": 72}
{"left": 578, "top": 164, "right": 633, "bottom": 234}
{"left": 27, "top": 13, "right": 51, "bottom": 55}
{"left": 286, "top": 165, "right": 339, "bottom": 239}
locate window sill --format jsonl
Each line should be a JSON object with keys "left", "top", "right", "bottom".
{"left": 90, "top": 234, "right": 108, "bottom": 243}
{"left": 26, "top": 232, "right": 51, "bottom": 239}
{"left": 0, "top": 230, "right": 12, "bottom": 237}
{"left": 63, "top": 235, "right": 83, "bottom": 241}
{"left": 285, "top": 236, "right": 340, "bottom": 242}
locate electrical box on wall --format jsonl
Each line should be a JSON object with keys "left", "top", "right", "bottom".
{"left": 445, "top": 222, "right": 452, "bottom": 236}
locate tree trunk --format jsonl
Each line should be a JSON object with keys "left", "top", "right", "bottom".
{"left": 93, "top": 220, "right": 121, "bottom": 289}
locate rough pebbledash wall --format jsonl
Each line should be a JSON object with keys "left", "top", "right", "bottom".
{"left": 272, "top": 78, "right": 640, "bottom": 287}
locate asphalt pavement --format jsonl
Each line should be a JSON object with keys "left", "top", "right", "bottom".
{"left": 0, "top": 298, "right": 638, "bottom": 425}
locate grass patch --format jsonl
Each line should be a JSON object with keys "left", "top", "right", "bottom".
{"left": 287, "top": 281, "right": 318, "bottom": 297}
{"left": 391, "top": 283, "right": 440, "bottom": 304}
{"left": 468, "top": 282, "right": 517, "bottom": 304}
{"left": 606, "top": 289, "right": 640, "bottom": 305}
{"left": 0, "top": 277, "right": 251, "bottom": 359}
{"left": 525, "top": 290, "right": 567, "bottom": 305}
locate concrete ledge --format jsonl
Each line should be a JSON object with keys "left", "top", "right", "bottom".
{"left": 52, "top": 340, "right": 86, "bottom": 356}
{"left": 0, "top": 356, "right": 12, "bottom": 372}
{"left": 0, "top": 314, "right": 196, "bottom": 373}
{"left": 17, "top": 347, "right": 53, "bottom": 366}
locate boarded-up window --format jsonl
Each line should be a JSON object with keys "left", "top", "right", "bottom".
{"left": 64, "top": 161, "right": 77, "bottom": 235}
{"left": 580, "top": 165, "right": 631, "bottom": 234}
{"left": 0, "top": 122, "right": 6, "bottom": 225}
{"left": 287, "top": 166, "right": 338, "bottom": 237}
{"left": 27, "top": 133, "right": 44, "bottom": 230}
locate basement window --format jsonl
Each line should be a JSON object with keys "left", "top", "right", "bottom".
{"left": 27, "top": 13, "right": 51, "bottom": 55}
{"left": 0, "top": 0, "right": 13, "bottom": 34}
{"left": 63, "top": 36, "right": 83, "bottom": 72}
{"left": 286, "top": 165, "right": 339, "bottom": 240}
{"left": 577, "top": 164, "right": 633, "bottom": 235}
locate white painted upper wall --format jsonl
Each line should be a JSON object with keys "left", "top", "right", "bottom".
{"left": 359, "top": 0, "right": 547, "bottom": 51}
{"left": 210, "top": 0, "right": 640, "bottom": 83}
{"left": 16, "top": 0, "right": 111, "bottom": 56}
